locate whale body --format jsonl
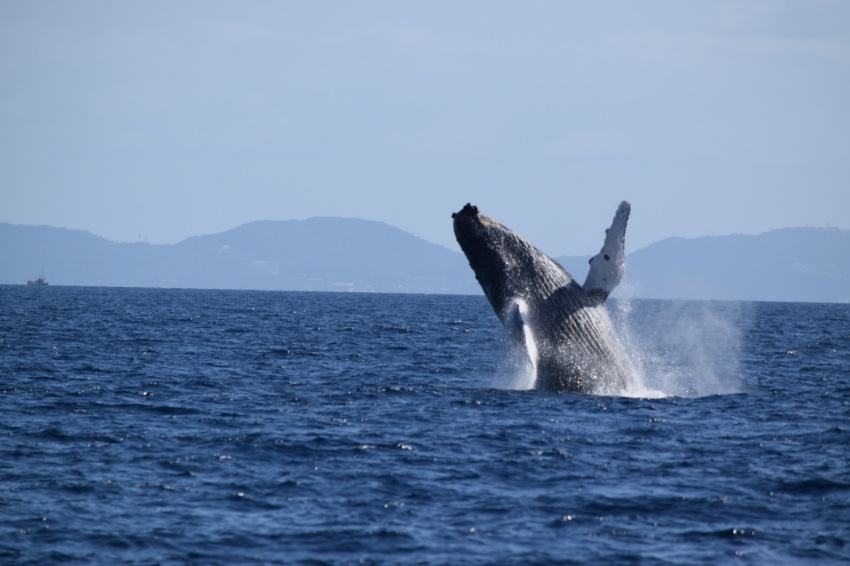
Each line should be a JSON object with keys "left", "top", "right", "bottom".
{"left": 452, "top": 202, "right": 635, "bottom": 394}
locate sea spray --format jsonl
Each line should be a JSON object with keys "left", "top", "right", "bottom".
{"left": 610, "top": 298, "right": 751, "bottom": 397}
{"left": 492, "top": 344, "right": 538, "bottom": 391}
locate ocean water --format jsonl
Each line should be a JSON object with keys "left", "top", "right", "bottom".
{"left": 1, "top": 286, "right": 848, "bottom": 565}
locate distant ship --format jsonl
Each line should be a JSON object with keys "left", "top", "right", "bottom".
{"left": 26, "top": 272, "right": 48, "bottom": 286}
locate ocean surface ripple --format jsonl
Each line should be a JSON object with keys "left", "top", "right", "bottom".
{"left": 1, "top": 286, "right": 848, "bottom": 564}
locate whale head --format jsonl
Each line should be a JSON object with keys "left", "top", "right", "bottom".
{"left": 452, "top": 203, "right": 579, "bottom": 322}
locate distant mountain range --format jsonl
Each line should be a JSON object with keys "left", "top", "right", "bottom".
{"left": 0, "top": 219, "right": 479, "bottom": 294}
{"left": 2, "top": 220, "right": 848, "bottom": 303}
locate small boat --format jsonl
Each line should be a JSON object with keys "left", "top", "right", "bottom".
{"left": 26, "top": 271, "right": 48, "bottom": 286}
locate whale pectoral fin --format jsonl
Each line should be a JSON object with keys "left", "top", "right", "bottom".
{"left": 583, "top": 201, "right": 630, "bottom": 303}
{"left": 506, "top": 299, "right": 538, "bottom": 372}
{"left": 506, "top": 299, "right": 526, "bottom": 345}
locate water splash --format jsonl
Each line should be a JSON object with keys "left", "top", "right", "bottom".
{"left": 610, "top": 298, "right": 751, "bottom": 398}
{"left": 492, "top": 345, "right": 537, "bottom": 391}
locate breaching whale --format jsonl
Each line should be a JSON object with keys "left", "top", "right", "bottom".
{"left": 452, "top": 202, "right": 635, "bottom": 394}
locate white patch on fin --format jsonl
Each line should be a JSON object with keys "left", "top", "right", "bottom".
{"left": 583, "top": 201, "right": 631, "bottom": 303}
{"left": 508, "top": 298, "right": 538, "bottom": 381}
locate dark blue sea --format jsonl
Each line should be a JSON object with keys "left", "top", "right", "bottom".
{"left": 1, "top": 286, "right": 848, "bottom": 565}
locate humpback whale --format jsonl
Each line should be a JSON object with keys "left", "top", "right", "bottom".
{"left": 452, "top": 202, "right": 635, "bottom": 394}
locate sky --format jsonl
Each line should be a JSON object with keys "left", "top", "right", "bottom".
{"left": 2, "top": 1, "right": 849, "bottom": 257}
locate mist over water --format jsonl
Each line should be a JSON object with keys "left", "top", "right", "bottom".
{"left": 611, "top": 298, "right": 750, "bottom": 398}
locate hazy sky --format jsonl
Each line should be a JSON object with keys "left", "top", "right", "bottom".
{"left": 2, "top": 1, "right": 849, "bottom": 256}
